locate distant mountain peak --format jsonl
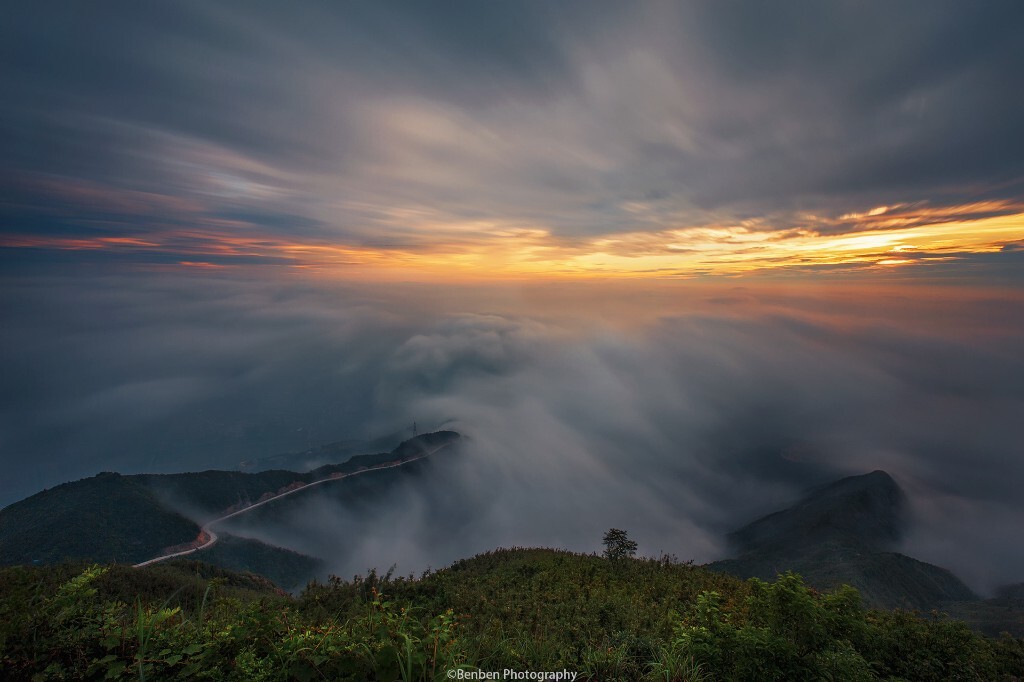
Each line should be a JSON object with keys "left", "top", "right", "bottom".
{"left": 710, "top": 470, "right": 978, "bottom": 611}
{"left": 729, "top": 469, "right": 906, "bottom": 556}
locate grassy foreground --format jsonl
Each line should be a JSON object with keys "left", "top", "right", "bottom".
{"left": 2, "top": 548, "right": 1022, "bottom": 681}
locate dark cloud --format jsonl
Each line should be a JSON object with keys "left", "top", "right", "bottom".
{"left": 675, "top": 2, "right": 1024, "bottom": 206}
{"left": 2, "top": 1, "right": 1022, "bottom": 254}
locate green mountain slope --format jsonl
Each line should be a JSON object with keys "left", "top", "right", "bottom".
{"left": 0, "top": 431, "right": 460, "bottom": 571}
{"left": 194, "top": 533, "right": 324, "bottom": 591}
{"left": 707, "top": 470, "right": 978, "bottom": 610}
{"left": 711, "top": 544, "right": 977, "bottom": 610}
{"left": 728, "top": 470, "right": 905, "bottom": 554}
{"left": 0, "top": 472, "right": 200, "bottom": 565}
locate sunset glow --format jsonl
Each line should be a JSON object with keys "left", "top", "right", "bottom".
{"left": 4, "top": 206, "right": 1020, "bottom": 280}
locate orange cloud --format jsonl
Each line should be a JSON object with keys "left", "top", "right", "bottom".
{"left": 2, "top": 203, "right": 1021, "bottom": 281}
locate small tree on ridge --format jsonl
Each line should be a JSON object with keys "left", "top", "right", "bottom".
{"left": 602, "top": 528, "right": 638, "bottom": 560}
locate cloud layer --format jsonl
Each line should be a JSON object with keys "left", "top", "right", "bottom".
{"left": 4, "top": 273, "right": 1022, "bottom": 592}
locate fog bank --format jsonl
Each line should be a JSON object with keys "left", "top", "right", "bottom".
{"left": 2, "top": 273, "right": 1022, "bottom": 591}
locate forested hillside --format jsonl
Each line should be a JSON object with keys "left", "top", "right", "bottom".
{"left": 0, "top": 432, "right": 460, "bottom": 567}
{"left": 2, "top": 548, "right": 1022, "bottom": 681}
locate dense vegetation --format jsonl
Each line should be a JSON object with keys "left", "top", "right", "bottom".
{"left": 2, "top": 548, "right": 1022, "bottom": 681}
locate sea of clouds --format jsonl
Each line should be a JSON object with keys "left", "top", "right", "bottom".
{"left": 3, "top": 272, "right": 1023, "bottom": 591}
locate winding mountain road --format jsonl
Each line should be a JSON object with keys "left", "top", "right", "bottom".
{"left": 133, "top": 440, "right": 453, "bottom": 568}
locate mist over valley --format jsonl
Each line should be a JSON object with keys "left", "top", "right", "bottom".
{"left": 3, "top": 274, "right": 1022, "bottom": 596}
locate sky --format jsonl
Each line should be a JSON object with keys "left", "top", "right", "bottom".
{"left": 2, "top": 0, "right": 1023, "bottom": 279}
{"left": 2, "top": 2, "right": 1024, "bottom": 591}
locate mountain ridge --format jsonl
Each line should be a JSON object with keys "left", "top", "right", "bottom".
{"left": 708, "top": 469, "right": 978, "bottom": 610}
{"left": 0, "top": 431, "right": 461, "bottom": 580}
